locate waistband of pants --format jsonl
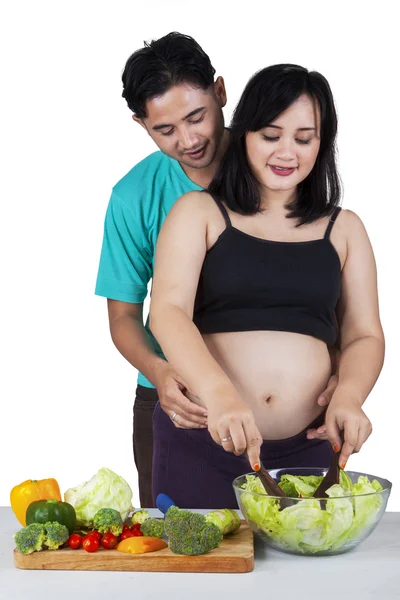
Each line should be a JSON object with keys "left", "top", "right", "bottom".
{"left": 154, "top": 400, "right": 327, "bottom": 454}
{"left": 135, "top": 384, "right": 159, "bottom": 402}
{"left": 260, "top": 410, "right": 326, "bottom": 452}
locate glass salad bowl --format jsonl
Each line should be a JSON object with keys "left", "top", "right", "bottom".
{"left": 232, "top": 467, "right": 392, "bottom": 556}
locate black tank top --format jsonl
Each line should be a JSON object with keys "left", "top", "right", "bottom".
{"left": 193, "top": 196, "right": 342, "bottom": 346}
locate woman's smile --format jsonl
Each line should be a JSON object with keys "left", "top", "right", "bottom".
{"left": 269, "top": 165, "right": 297, "bottom": 176}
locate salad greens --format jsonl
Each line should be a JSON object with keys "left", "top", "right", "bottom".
{"left": 240, "top": 472, "right": 384, "bottom": 553}
{"left": 64, "top": 468, "right": 133, "bottom": 527}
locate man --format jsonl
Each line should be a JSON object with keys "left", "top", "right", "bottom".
{"left": 95, "top": 32, "right": 336, "bottom": 507}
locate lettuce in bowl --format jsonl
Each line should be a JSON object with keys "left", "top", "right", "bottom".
{"left": 233, "top": 468, "right": 391, "bottom": 556}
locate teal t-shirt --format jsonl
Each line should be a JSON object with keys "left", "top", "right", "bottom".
{"left": 95, "top": 151, "right": 202, "bottom": 388}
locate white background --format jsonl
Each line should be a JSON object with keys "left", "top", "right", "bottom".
{"left": 1, "top": 1, "right": 398, "bottom": 511}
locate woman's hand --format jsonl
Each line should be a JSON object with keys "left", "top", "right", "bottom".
{"left": 207, "top": 394, "right": 263, "bottom": 470}
{"left": 325, "top": 390, "right": 372, "bottom": 468}
{"left": 306, "top": 374, "right": 338, "bottom": 440}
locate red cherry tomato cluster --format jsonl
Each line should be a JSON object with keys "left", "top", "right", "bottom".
{"left": 120, "top": 523, "right": 143, "bottom": 540}
{"left": 67, "top": 523, "right": 143, "bottom": 552}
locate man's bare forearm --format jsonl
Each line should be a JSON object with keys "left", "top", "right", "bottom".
{"left": 110, "top": 314, "right": 166, "bottom": 386}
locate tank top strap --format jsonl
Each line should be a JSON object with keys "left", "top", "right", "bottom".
{"left": 207, "top": 192, "right": 232, "bottom": 228}
{"left": 324, "top": 206, "right": 342, "bottom": 240}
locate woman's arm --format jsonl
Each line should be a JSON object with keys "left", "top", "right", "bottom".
{"left": 150, "top": 192, "right": 262, "bottom": 468}
{"left": 326, "top": 210, "right": 385, "bottom": 467}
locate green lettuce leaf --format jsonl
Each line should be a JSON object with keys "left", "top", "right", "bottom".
{"left": 278, "top": 474, "right": 323, "bottom": 497}
{"left": 240, "top": 472, "right": 384, "bottom": 553}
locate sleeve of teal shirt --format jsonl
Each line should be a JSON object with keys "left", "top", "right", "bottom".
{"left": 95, "top": 190, "right": 152, "bottom": 304}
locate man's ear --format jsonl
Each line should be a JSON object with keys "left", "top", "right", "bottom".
{"left": 132, "top": 114, "right": 147, "bottom": 131}
{"left": 214, "top": 76, "right": 227, "bottom": 109}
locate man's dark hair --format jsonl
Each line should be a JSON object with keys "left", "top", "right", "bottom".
{"left": 208, "top": 64, "right": 341, "bottom": 225}
{"left": 122, "top": 32, "right": 216, "bottom": 118}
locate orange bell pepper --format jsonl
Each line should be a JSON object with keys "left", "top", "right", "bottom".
{"left": 10, "top": 478, "right": 62, "bottom": 526}
{"left": 116, "top": 536, "right": 168, "bottom": 554}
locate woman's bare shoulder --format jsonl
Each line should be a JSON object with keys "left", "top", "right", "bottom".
{"left": 337, "top": 208, "right": 369, "bottom": 239}
{"left": 338, "top": 208, "right": 365, "bottom": 227}
{"left": 169, "top": 190, "right": 218, "bottom": 218}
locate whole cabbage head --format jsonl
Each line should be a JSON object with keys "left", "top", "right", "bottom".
{"left": 64, "top": 467, "right": 133, "bottom": 527}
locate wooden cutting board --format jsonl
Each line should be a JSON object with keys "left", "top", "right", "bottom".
{"left": 14, "top": 521, "right": 254, "bottom": 573}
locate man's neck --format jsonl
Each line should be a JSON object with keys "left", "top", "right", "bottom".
{"left": 179, "top": 129, "right": 230, "bottom": 189}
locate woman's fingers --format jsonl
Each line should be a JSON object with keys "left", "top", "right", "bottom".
{"left": 317, "top": 374, "right": 338, "bottom": 407}
{"left": 326, "top": 407, "right": 373, "bottom": 468}
{"left": 220, "top": 421, "right": 261, "bottom": 469}
{"left": 339, "top": 422, "right": 359, "bottom": 468}
{"left": 306, "top": 426, "right": 328, "bottom": 440}
{"left": 221, "top": 428, "right": 245, "bottom": 455}
{"left": 245, "top": 427, "right": 262, "bottom": 470}
{"left": 325, "top": 413, "right": 342, "bottom": 453}
{"left": 353, "top": 420, "right": 373, "bottom": 453}
{"left": 218, "top": 419, "right": 246, "bottom": 455}
{"left": 215, "top": 417, "right": 261, "bottom": 469}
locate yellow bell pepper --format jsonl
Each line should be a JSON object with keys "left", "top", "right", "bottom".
{"left": 10, "top": 478, "right": 62, "bottom": 526}
{"left": 117, "top": 536, "right": 168, "bottom": 554}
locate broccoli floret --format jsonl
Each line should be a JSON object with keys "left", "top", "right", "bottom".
{"left": 93, "top": 508, "right": 123, "bottom": 535}
{"left": 140, "top": 518, "right": 164, "bottom": 538}
{"left": 131, "top": 509, "right": 150, "bottom": 525}
{"left": 14, "top": 523, "right": 46, "bottom": 555}
{"left": 44, "top": 522, "right": 69, "bottom": 550}
{"left": 164, "top": 506, "right": 223, "bottom": 555}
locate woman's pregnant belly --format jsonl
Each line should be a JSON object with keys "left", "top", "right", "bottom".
{"left": 190, "top": 330, "right": 332, "bottom": 440}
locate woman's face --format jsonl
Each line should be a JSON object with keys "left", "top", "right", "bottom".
{"left": 246, "top": 94, "right": 321, "bottom": 195}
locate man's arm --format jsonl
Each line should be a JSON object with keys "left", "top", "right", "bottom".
{"left": 108, "top": 300, "right": 164, "bottom": 384}
{"left": 108, "top": 299, "right": 208, "bottom": 427}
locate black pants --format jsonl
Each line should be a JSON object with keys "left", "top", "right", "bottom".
{"left": 132, "top": 384, "right": 159, "bottom": 508}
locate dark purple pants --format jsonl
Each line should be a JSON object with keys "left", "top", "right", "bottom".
{"left": 152, "top": 402, "right": 333, "bottom": 509}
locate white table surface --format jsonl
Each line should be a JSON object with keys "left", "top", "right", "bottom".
{"left": 1, "top": 507, "right": 399, "bottom": 600}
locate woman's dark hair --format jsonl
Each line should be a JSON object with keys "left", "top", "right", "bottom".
{"left": 209, "top": 64, "right": 341, "bottom": 224}
{"left": 122, "top": 32, "right": 216, "bottom": 118}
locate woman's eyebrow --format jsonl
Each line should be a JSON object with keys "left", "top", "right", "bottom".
{"left": 265, "top": 124, "right": 316, "bottom": 131}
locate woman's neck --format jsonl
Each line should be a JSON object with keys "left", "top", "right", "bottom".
{"left": 259, "top": 187, "right": 297, "bottom": 213}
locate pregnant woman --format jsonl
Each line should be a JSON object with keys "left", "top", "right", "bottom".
{"left": 150, "top": 64, "right": 385, "bottom": 508}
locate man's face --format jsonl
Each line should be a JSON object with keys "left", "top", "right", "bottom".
{"left": 136, "top": 78, "right": 226, "bottom": 170}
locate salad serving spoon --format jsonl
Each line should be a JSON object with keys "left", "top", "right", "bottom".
{"left": 254, "top": 460, "right": 295, "bottom": 509}
{"left": 313, "top": 431, "right": 345, "bottom": 507}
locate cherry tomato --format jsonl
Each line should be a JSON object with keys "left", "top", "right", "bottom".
{"left": 131, "top": 529, "right": 143, "bottom": 536}
{"left": 120, "top": 530, "right": 135, "bottom": 540}
{"left": 68, "top": 534, "right": 82, "bottom": 549}
{"left": 82, "top": 535, "right": 99, "bottom": 552}
{"left": 87, "top": 530, "right": 101, "bottom": 541}
{"left": 101, "top": 533, "right": 118, "bottom": 550}
{"left": 122, "top": 525, "right": 131, "bottom": 533}
{"left": 131, "top": 523, "right": 142, "bottom": 531}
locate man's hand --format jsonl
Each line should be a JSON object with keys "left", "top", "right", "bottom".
{"left": 306, "top": 374, "right": 338, "bottom": 441}
{"left": 154, "top": 362, "right": 208, "bottom": 429}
